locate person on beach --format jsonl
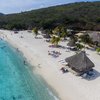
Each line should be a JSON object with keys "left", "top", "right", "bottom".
{"left": 24, "top": 60, "right": 26, "bottom": 65}
{"left": 16, "top": 48, "right": 19, "bottom": 52}
{"left": 12, "top": 96, "right": 16, "bottom": 100}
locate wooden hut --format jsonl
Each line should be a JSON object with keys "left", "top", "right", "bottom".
{"left": 87, "top": 31, "right": 100, "bottom": 44}
{"left": 65, "top": 51, "right": 94, "bottom": 75}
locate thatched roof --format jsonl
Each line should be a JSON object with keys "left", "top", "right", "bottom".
{"left": 67, "top": 39, "right": 76, "bottom": 47}
{"left": 65, "top": 51, "right": 94, "bottom": 74}
{"left": 87, "top": 31, "right": 100, "bottom": 43}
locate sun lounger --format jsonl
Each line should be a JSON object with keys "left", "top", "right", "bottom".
{"left": 60, "top": 67, "right": 68, "bottom": 73}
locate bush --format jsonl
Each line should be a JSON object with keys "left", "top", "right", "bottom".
{"left": 96, "top": 48, "right": 100, "bottom": 54}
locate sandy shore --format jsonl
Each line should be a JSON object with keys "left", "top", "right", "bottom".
{"left": 0, "top": 30, "right": 100, "bottom": 100}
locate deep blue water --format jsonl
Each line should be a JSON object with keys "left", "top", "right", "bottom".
{"left": 0, "top": 40, "right": 58, "bottom": 100}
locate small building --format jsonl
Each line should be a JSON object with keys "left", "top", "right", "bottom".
{"left": 65, "top": 51, "right": 94, "bottom": 75}
{"left": 87, "top": 31, "right": 100, "bottom": 44}
{"left": 67, "top": 38, "right": 77, "bottom": 51}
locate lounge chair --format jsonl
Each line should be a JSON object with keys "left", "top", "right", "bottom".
{"left": 60, "top": 67, "right": 68, "bottom": 73}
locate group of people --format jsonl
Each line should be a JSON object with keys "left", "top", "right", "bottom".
{"left": 48, "top": 50, "right": 61, "bottom": 58}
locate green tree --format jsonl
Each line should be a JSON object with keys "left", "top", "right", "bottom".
{"left": 79, "top": 34, "right": 93, "bottom": 45}
{"left": 76, "top": 43, "right": 84, "bottom": 51}
{"left": 96, "top": 48, "right": 100, "bottom": 54}
{"left": 51, "top": 36, "right": 60, "bottom": 46}
{"left": 61, "top": 27, "right": 68, "bottom": 39}
{"left": 51, "top": 36, "right": 56, "bottom": 45}
{"left": 52, "top": 26, "right": 61, "bottom": 36}
{"left": 46, "top": 29, "right": 53, "bottom": 35}
{"left": 32, "top": 27, "right": 38, "bottom": 38}
{"left": 55, "top": 36, "right": 60, "bottom": 46}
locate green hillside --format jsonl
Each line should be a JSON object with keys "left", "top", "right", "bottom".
{"left": 0, "top": 1, "right": 100, "bottom": 30}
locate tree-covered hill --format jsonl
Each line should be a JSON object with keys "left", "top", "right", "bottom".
{"left": 0, "top": 13, "right": 4, "bottom": 16}
{"left": 0, "top": 1, "right": 100, "bottom": 30}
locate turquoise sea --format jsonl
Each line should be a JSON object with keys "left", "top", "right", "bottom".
{"left": 0, "top": 39, "right": 58, "bottom": 100}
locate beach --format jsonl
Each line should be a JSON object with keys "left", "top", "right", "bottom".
{"left": 0, "top": 30, "right": 100, "bottom": 100}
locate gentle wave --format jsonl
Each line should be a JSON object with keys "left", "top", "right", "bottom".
{"left": 46, "top": 88, "right": 60, "bottom": 100}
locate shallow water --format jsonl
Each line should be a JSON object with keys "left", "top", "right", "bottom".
{"left": 0, "top": 40, "right": 58, "bottom": 100}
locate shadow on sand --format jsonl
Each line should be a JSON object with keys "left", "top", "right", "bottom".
{"left": 81, "top": 69, "right": 100, "bottom": 81}
{"left": 35, "top": 37, "right": 42, "bottom": 39}
{"left": 49, "top": 45, "right": 67, "bottom": 49}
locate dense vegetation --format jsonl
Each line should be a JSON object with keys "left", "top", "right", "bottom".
{"left": 0, "top": 1, "right": 100, "bottom": 30}
{"left": 0, "top": 13, "right": 4, "bottom": 16}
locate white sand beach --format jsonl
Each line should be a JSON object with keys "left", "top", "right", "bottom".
{"left": 0, "top": 30, "right": 100, "bottom": 100}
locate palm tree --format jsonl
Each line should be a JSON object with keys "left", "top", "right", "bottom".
{"left": 76, "top": 43, "right": 84, "bottom": 51}
{"left": 96, "top": 48, "right": 100, "bottom": 54}
{"left": 61, "top": 27, "right": 68, "bottom": 40}
{"left": 32, "top": 27, "right": 38, "bottom": 38}
{"left": 47, "top": 29, "right": 53, "bottom": 35}
{"left": 79, "top": 34, "right": 93, "bottom": 45}
{"left": 51, "top": 36, "right": 56, "bottom": 45}
{"left": 52, "top": 26, "right": 61, "bottom": 36}
{"left": 51, "top": 36, "right": 60, "bottom": 47}
{"left": 79, "top": 34, "right": 93, "bottom": 51}
{"left": 55, "top": 36, "right": 60, "bottom": 46}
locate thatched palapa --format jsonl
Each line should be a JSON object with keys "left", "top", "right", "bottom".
{"left": 65, "top": 51, "right": 94, "bottom": 75}
{"left": 67, "top": 39, "right": 76, "bottom": 47}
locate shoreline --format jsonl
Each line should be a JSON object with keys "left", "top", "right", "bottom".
{"left": 0, "top": 30, "right": 63, "bottom": 100}
{"left": 0, "top": 38, "right": 59, "bottom": 100}
{"left": 6, "top": 39, "right": 61, "bottom": 100}
{"left": 1, "top": 30, "right": 100, "bottom": 100}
